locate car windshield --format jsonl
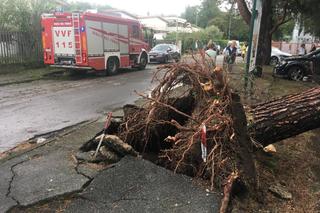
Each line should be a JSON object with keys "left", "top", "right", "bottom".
{"left": 152, "top": 45, "right": 169, "bottom": 52}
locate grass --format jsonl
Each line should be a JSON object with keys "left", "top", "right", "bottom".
{"left": 0, "top": 66, "right": 65, "bottom": 86}
{"left": 230, "top": 62, "right": 320, "bottom": 212}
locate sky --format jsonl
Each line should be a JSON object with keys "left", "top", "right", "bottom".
{"left": 73, "top": 0, "right": 202, "bottom": 16}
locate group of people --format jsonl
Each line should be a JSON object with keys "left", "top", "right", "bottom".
{"left": 204, "top": 40, "right": 238, "bottom": 71}
{"left": 298, "top": 43, "right": 317, "bottom": 55}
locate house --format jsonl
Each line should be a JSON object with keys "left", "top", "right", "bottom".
{"left": 138, "top": 16, "right": 169, "bottom": 40}
{"left": 139, "top": 16, "right": 200, "bottom": 40}
{"left": 96, "top": 9, "right": 200, "bottom": 40}
{"left": 164, "top": 16, "right": 200, "bottom": 33}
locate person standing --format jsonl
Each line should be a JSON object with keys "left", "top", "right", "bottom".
{"left": 310, "top": 43, "right": 316, "bottom": 53}
{"left": 241, "top": 42, "right": 248, "bottom": 61}
{"left": 224, "top": 40, "right": 237, "bottom": 72}
{"left": 205, "top": 42, "right": 217, "bottom": 67}
{"left": 298, "top": 43, "right": 307, "bottom": 55}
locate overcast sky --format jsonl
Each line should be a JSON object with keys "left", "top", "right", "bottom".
{"left": 73, "top": 0, "right": 202, "bottom": 16}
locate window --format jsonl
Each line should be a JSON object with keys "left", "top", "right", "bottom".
{"left": 132, "top": 25, "right": 139, "bottom": 38}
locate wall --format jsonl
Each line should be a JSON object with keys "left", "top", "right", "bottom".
{"left": 272, "top": 41, "right": 320, "bottom": 55}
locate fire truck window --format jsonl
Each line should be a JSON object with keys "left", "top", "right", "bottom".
{"left": 132, "top": 25, "right": 139, "bottom": 38}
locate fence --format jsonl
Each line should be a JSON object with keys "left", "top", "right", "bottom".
{"left": 272, "top": 41, "right": 320, "bottom": 55}
{"left": 0, "top": 31, "right": 43, "bottom": 65}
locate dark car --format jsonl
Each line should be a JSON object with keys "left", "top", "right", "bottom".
{"left": 149, "top": 44, "right": 181, "bottom": 63}
{"left": 274, "top": 48, "right": 320, "bottom": 81}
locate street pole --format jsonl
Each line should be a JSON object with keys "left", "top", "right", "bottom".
{"left": 227, "top": 3, "right": 234, "bottom": 40}
{"left": 196, "top": 10, "right": 198, "bottom": 27}
{"left": 244, "top": 0, "right": 258, "bottom": 90}
{"left": 228, "top": 15, "right": 231, "bottom": 40}
{"left": 175, "top": 20, "right": 178, "bottom": 45}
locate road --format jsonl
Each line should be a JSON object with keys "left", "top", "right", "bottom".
{"left": 0, "top": 65, "right": 158, "bottom": 153}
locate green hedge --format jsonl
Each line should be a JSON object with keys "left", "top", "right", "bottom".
{"left": 165, "top": 26, "right": 228, "bottom": 53}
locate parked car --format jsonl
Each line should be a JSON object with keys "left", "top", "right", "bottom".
{"left": 270, "top": 47, "right": 292, "bottom": 65}
{"left": 149, "top": 44, "right": 181, "bottom": 63}
{"left": 273, "top": 48, "right": 320, "bottom": 81}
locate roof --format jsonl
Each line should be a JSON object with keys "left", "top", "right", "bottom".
{"left": 163, "top": 16, "right": 187, "bottom": 24}
{"left": 138, "top": 16, "right": 169, "bottom": 24}
{"left": 100, "top": 9, "right": 139, "bottom": 19}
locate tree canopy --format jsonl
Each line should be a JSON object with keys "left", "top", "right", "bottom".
{"left": 234, "top": 0, "right": 320, "bottom": 66}
{"left": 0, "top": 0, "right": 112, "bottom": 32}
{"left": 181, "top": 0, "right": 249, "bottom": 41}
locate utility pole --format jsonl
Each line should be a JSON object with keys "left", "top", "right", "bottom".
{"left": 195, "top": 7, "right": 199, "bottom": 27}
{"left": 245, "top": 0, "right": 262, "bottom": 91}
{"left": 227, "top": 3, "right": 234, "bottom": 40}
{"left": 227, "top": 15, "right": 231, "bottom": 40}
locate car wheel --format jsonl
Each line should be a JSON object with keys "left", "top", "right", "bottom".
{"left": 288, "top": 66, "right": 304, "bottom": 81}
{"left": 106, "top": 57, "right": 119, "bottom": 76}
{"left": 270, "top": 56, "right": 279, "bottom": 66}
{"left": 139, "top": 53, "right": 148, "bottom": 70}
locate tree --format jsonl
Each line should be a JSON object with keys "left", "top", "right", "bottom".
{"left": 272, "top": 19, "right": 295, "bottom": 41}
{"left": 236, "top": 0, "right": 320, "bottom": 67}
{"left": 236, "top": 0, "right": 274, "bottom": 66}
{"left": 197, "top": 0, "right": 223, "bottom": 28}
{"left": 181, "top": 5, "right": 200, "bottom": 26}
{"left": 181, "top": 0, "right": 249, "bottom": 41}
{"left": 297, "top": 0, "right": 320, "bottom": 37}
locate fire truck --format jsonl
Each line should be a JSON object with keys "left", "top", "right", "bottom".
{"left": 41, "top": 12, "right": 149, "bottom": 75}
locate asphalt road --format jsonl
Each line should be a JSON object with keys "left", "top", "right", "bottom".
{"left": 0, "top": 65, "right": 158, "bottom": 153}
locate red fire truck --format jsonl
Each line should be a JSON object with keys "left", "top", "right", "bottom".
{"left": 41, "top": 12, "right": 149, "bottom": 75}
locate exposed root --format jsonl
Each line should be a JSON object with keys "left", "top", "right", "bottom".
{"left": 119, "top": 58, "right": 240, "bottom": 191}
{"left": 220, "top": 172, "right": 239, "bottom": 213}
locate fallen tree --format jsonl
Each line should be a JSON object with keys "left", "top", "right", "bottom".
{"left": 81, "top": 58, "right": 320, "bottom": 212}
{"left": 117, "top": 58, "right": 257, "bottom": 212}
{"left": 248, "top": 87, "right": 320, "bottom": 146}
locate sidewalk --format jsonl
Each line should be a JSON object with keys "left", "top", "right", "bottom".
{"left": 0, "top": 117, "right": 219, "bottom": 212}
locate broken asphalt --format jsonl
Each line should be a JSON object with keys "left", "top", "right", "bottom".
{"left": 0, "top": 114, "right": 220, "bottom": 213}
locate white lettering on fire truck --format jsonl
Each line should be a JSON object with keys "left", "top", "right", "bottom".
{"left": 53, "top": 27, "right": 75, "bottom": 55}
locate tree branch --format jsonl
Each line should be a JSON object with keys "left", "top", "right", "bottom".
{"left": 235, "top": 0, "right": 252, "bottom": 25}
{"left": 269, "top": 1, "right": 292, "bottom": 35}
{"left": 269, "top": 1, "right": 291, "bottom": 35}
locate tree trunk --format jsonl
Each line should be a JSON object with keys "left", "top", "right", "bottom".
{"left": 236, "top": 0, "right": 273, "bottom": 67}
{"left": 249, "top": 87, "right": 320, "bottom": 147}
{"left": 256, "top": 0, "right": 272, "bottom": 67}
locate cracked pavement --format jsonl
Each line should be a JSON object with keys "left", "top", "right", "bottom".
{"left": 0, "top": 120, "right": 103, "bottom": 212}
{"left": 0, "top": 118, "right": 220, "bottom": 212}
{"left": 65, "top": 156, "right": 220, "bottom": 213}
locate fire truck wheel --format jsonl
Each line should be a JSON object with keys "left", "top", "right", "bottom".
{"left": 139, "top": 54, "right": 148, "bottom": 70}
{"left": 106, "top": 57, "right": 119, "bottom": 76}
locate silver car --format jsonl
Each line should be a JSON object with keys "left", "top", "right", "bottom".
{"left": 270, "top": 47, "right": 292, "bottom": 65}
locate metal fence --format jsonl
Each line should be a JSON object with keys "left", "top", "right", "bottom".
{"left": 0, "top": 31, "right": 43, "bottom": 65}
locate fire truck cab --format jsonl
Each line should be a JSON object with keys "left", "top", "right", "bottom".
{"left": 41, "top": 12, "right": 149, "bottom": 75}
